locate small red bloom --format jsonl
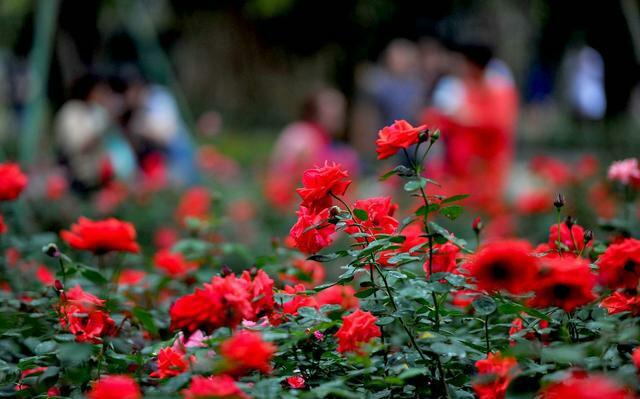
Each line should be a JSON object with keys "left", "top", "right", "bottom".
{"left": 547, "top": 222, "right": 589, "bottom": 253}
{"left": 0, "top": 162, "right": 28, "bottom": 201}
{"left": 287, "top": 375, "right": 306, "bottom": 389}
{"left": 241, "top": 269, "right": 275, "bottom": 319}
{"left": 378, "top": 223, "right": 428, "bottom": 267}
{"left": 0, "top": 215, "right": 6, "bottom": 234}
{"left": 183, "top": 375, "right": 249, "bottom": 399}
{"left": 515, "top": 190, "right": 553, "bottom": 215}
{"left": 282, "top": 284, "right": 318, "bottom": 315}
{"left": 423, "top": 242, "right": 460, "bottom": 277}
{"left": 289, "top": 206, "right": 336, "bottom": 254}
{"left": 296, "top": 162, "right": 351, "bottom": 211}
{"left": 633, "top": 347, "right": 640, "bottom": 369}
{"left": 35, "top": 265, "right": 55, "bottom": 285}
{"left": 45, "top": 173, "right": 68, "bottom": 200}
{"left": 118, "top": 269, "right": 146, "bottom": 286}
{"left": 597, "top": 238, "right": 640, "bottom": 289}
{"left": 60, "top": 217, "right": 140, "bottom": 254}
{"left": 154, "top": 249, "right": 199, "bottom": 278}
{"left": 375, "top": 120, "right": 427, "bottom": 160}
{"left": 154, "top": 227, "right": 179, "bottom": 249}
{"left": 315, "top": 285, "right": 359, "bottom": 310}
{"left": 529, "top": 257, "right": 596, "bottom": 312}
{"left": 539, "top": 373, "right": 634, "bottom": 399}
{"left": 335, "top": 309, "right": 381, "bottom": 354}
{"left": 150, "top": 347, "right": 191, "bottom": 379}
{"left": 472, "top": 353, "right": 518, "bottom": 399}
{"left": 464, "top": 240, "right": 539, "bottom": 295}
{"left": 220, "top": 330, "right": 276, "bottom": 376}
{"left": 345, "top": 196, "right": 399, "bottom": 239}
{"left": 88, "top": 375, "right": 141, "bottom": 399}
{"left": 280, "top": 258, "right": 326, "bottom": 288}
{"left": 175, "top": 186, "right": 211, "bottom": 226}
{"left": 169, "top": 274, "right": 253, "bottom": 333}
{"left": 599, "top": 291, "right": 640, "bottom": 315}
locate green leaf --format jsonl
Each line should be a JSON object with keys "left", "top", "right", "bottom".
{"left": 441, "top": 194, "right": 470, "bottom": 204}
{"left": 355, "top": 287, "right": 378, "bottom": 298}
{"left": 440, "top": 205, "right": 463, "bottom": 220}
{"left": 353, "top": 208, "right": 368, "bottom": 221}
{"left": 132, "top": 308, "right": 159, "bottom": 335}
{"left": 376, "top": 316, "right": 395, "bottom": 326}
{"left": 472, "top": 295, "right": 497, "bottom": 316}
{"left": 404, "top": 177, "right": 427, "bottom": 192}
{"left": 416, "top": 203, "right": 440, "bottom": 216}
{"left": 80, "top": 266, "right": 108, "bottom": 285}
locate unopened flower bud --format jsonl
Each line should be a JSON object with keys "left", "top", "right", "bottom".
{"left": 553, "top": 193, "right": 565, "bottom": 209}
{"left": 564, "top": 216, "right": 575, "bottom": 229}
{"left": 418, "top": 130, "right": 430, "bottom": 143}
{"left": 393, "top": 165, "right": 415, "bottom": 178}
{"left": 430, "top": 129, "right": 440, "bottom": 142}
{"left": 313, "top": 330, "right": 325, "bottom": 341}
{"left": 584, "top": 229, "right": 594, "bottom": 244}
{"left": 220, "top": 265, "right": 233, "bottom": 277}
{"left": 54, "top": 279, "right": 64, "bottom": 292}
{"left": 43, "top": 243, "right": 60, "bottom": 258}
{"left": 329, "top": 206, "right": 341, "bottom": 217}
{"left": 472, "top": 216, "right": 483, "bottom": 234}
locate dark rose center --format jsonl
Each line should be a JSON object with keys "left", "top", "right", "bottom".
{"left": 624, "top": 260, "right": 637, "bottom": 272}
{"left": 552, "top": 284, "right": 572, "bottom": 300}
{"left": 489, "top": 262, "right": 510, "bottom": 281}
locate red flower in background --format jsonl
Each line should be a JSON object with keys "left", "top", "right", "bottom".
{"left": 296, "top": 162, "right": 351, "bottom": 212}
{"left": 0, "top": 162, "right": 27, "bottom": 201}
{"left": 287, "top": 375, "right": 306, "bottom": 389}
{"left": 176, "top": 187, "right": 211, "bottom": 226}
{"left": 632, "top": 347, "right": 640, "bottom": 369}
{"left": 282, "top": 284, "right": 318, "bottom": 316}
{"left": 35, "top": 265, "right": 55, "bottom": 285}
{"left": 88, "top": 375, "right": 141, "bottom": 399}
{"left": 0, "top": 215, "right": 6, "bottom": 234}
{"left": 183, "top": 375, "right": 249, "bottom": 399}
{"left": 154, "top": 250, "right": 199, "bottom": 278}
{"left": 376, "top": 120, "right": 427, "bottom": 160}
{"left": 154, "top": 227, "right": 179, "bottom": 250}
{"left": 220, "top": 330, "right": 276, "bottom": 376}
{"left": 378, "top": 223, "right": 428, "bottom": 267}
{"left": 335, "top": 309, "right": 381, "bottom": 354}
{"left": 289, "top": 206, "right": 335, "bottom": 254}
{"left": 345, "top": 196, "right": 399, "bottom": 238}
{"left": 241, "top": 269, "right": 275, "bottom": 319}
{"left": 315, "top": 285, "right": 359, "bottom": 310}
{"left": 529, "top": 257, "right": 596, "bottom": 312}
{"left": 597, "top": 238, "right": 640, "bottom": 289}
{"left": 423, "top": 242, "right": 460, "bottom": 277}
{"left": 600, "top": 291, "right": 640, "bottom": 315}
{"left": 464, "top": 240, "right": 539, "bottom": 295}
{"left": 547, "top": 222, "right": 589, "bottom": 253}
{"left": 60, "top": 217, "right": 140, "bottom": 254}
{"left": 59, "top": 285, "right": 116, "bottom": 343}
{"left": 515, "top": 190, "right": 553, "bottom": 215}
{"left": 530, "top": 156, "right": 572, "bottom": 186}
{"left": 45, "top": 173, "right": 68, "bottom": 200}
{"left": 118, "top": 269, "right": 146, "bottom": 286}
{"left": 608, "top": 158, "right": 640, "bottom": 187}
{"left": 539, "top": 373, "right": 634, "bottom": 399}
{"left": 280, "top": 258, "right": 326, "bottom": 288}
{"left": 169, "top": 274, "right": 253, "bottom": 333}
{"left": 150, "top": 347, "right": 191, "bottom": 379}
{"left": 472, "top": 353, "right": 518, "bottom": 399}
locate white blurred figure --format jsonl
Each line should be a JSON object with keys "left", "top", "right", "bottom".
{"left": 565, "top": 46, "right": 606, "bottom": 120}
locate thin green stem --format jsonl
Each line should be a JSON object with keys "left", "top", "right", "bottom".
{"left": 484, "top": 315, "right": 491, "bottom": 354}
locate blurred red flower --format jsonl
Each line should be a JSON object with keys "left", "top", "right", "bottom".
{"left": 60, "top": 217, "right": 140, "bottom": 254}
{"left": 35, "top": 265, "right": 55, "bottom": 285}
{"left": 335, "top": 309, "right": 381, "bottom": 354}
{"left": 0, "top": 162, "right": 27, "bottom": 201}
{"left": 376, "top": 120, "right": 426, "bottom": 160}
{"left": 150, "top": 347, "right": 191, "bottom": 379}
{"left": 88, "top": 375, "right": 141, "bottom": 399}
{"left": 597, "top": 238, "right": 640, "bottom": 289}
{"left": 472, "top": 352, "right": 518, "bottom": 399}
{"left": 345, "top": 196, "right": 399, "bottom": 239}
{"left": 175, "top": 187, "right": 211, "bottom": 226}
{"left": 287, "top": 375, "right": 306, "bottom": 389}
{"left": 0, "top": 215, "right": 6, "bottom": 235}
{"left": 118, "top": 269, "right": 146, "bottom": 286}
{"left": 529, "top": 257, "right": 596, "bottom": 311}
{"left": 539, "top": 373, "right": 634, "bottom": 399}
{"left": 632, "top": 347, "right": 640, "bottom": 369}
{"left": 280, "top": 258, "right": 325, "bottom": 288}
{"left": 183, "top": 375, "right": 248, "bottom": 399}
{"left": 282, "top": 284, "right": 318, "bottom": 316}
{"left": 154, "top": 249, "right": 199, "bottom": 278}
{"left": 220, "top": 330, "right": 276, "bottom": 376}
{"left": 289, "top": 206, "right": 335, "bottom": 254}
{"left": 423, "top": 241, "right": 460, "bottom": 277}
{"left": 378, "top": 223, "right": 428, "bottom": 267}
{"left": 315, "top": 285, "right": 359, "bottom": 310}
{"left": 547, "top": 222, "right": 589, "bottom": 253}
{"left": 600, "top": 291, "right": 640, "bottom": 315}
{"left": 45, "top": 173, "right": 68, "bottom": 200}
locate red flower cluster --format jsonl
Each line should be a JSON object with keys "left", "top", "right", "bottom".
{"left": 539, "top": 373, "right": 634, "bottom": 399}
{"left": 0, "top": 162, "right": 28, "bottom": 201}
{"left": 289, "top": 206, "right": 335, "bottom": 254}
{"left": 59, "top": 285, "right": 116, "bottom": 343}
{"left": 597, "top": 238, "right": 640, "bottom": 289}
{"left": 219, "top": 330, "right": 276, "bottom": 376}
{"left": 378, "top": 224, "right": 427, "bottom": 266}
{"left": 529, "top": 257, "right": 596, "bottom": 311}
{"left": 170, "top": 271, "right": 274, "bottom": 333}
{"left": 154, "top": 249, "right": 200, "bottom": 278}
{"left": 600, "top": 291, "right": 640, "bottom": 315}
{"left": 547, "top": 222, "right": 589, "bottom": 253}
{"left": 464, "top": 240, "right": 539, "bottom": 295}
{"left": 296, "top": 162, "right": 351, "bottom": 212}
{"left": 375, "top": 120, "right": 427, "bottom": 160}
{"left": 335, "top": 309, "right": 381, "bottom": 354}
{"left": 150, "top": 346, "right": 192, "bottom": 379}
{"left": 183, "top": 375, "right": 249, "bottom": 399}
{"left": 88, "top": 375, "right": 141, "bottom": 399}
{"left": 175, "top": 186, "right": 211, "bottom": 226}
{"left": 61, "top": 217, "right": 140, "bottom": 254}
{"left": 472, "top": 352, "right": 518, "bottom": 399}
{"left": 344, "top": 196, "right": 399, "bottom": 239}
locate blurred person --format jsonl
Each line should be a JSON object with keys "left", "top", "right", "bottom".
{"left": 563, "top": 45, "right": 606, "bottom": 120}
{"left": 265, "top": 87, "right": 359, "bottom": 210}
{"left": 54, "top": 73, "right": 135, "bottom": 194}
{"left": 422, "top": 44, "right": 518, "bottom": 233}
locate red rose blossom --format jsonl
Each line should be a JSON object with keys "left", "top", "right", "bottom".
{"left": 154, "top": 249, "right": 200, "bottom": 277}
{"left": 241, "top": 269, "right": 275, "bottom": 319}
{"left": 220, "top": 330, "right": 276, "bottom": 376}
{"left": 289, "top": 206, "right": 336, "bottom": 254}
{"left": 547, "top": 222, "right": 589, "bottom": 253}
{"left": 282, "top": 284, "right": 318, "bottom": 315}
{"left": 378, "top": 223, "right": 428, "bottom": 267}
{"left": 175, "top": 186, "right": 211, "bottom": 226}
{"left": 60, "top": 217, "right": 140, "bottom": 254}
{"left": 633, "top": 347, "right": 640, "bottom": 369}
{"left": 376, "top": 120, "right": 427, "bottom": 160}
{"left": 529, "top": 257, "right": 596, "bottom": 312}
{"left": 423, "top": 241, "right": 460, "bottom": 277}
{"left": 539, "top": 373, "right": 634, "bottom": 399}
{"left": 296, "top": 162, "right": 351, "bottom": 211}
{"left": 335, "top": 309, "right": 381, "bottom": 354}
{"left": 597, "top": 238, "right": 640, "bottom": 289}
{"left": 344, "top": 196, "right": 399, "bottom": 239}
{"left": 150, "top": 346, "right": 192, "bottom": 379}
{"left": 315, "top": 285, "right": 359, "bottom": 310}
{"left": 472, "top": 352, "right": 518, "bottom": 399}
{"left": 599, "top": 291, "right": 640, "bottom": 315}
{"left": 0, "top": 162, "right": 28, "bottom": 201}
{"left": 87, "top": 375, "right": 141, "bottom": 399}
{"left": 183, "top": 375, "right": 249, "bottom": 399}
{"left": 280, "top": 258, "right": 326, "bottom": 288}
{"left": 0, "top": 215, "right": 7, "bottom": 235}
{"left": 287, "top": 375, "right": 306, "bottom": 389}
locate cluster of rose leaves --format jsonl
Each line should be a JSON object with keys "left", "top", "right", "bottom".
{"left": 2, "top": 121, "right": 640, "bottom": 398}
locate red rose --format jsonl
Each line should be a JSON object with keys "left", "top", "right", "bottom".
{"left": 59, "top": 287, "right": 116, "bottom": 344}
{"left": 0, "top": 215, "right": 6, "bottom": 235}
{"left": 599, "top": 291, "right": 640, "bottom": 315}
{"left": 344, "top": 196, "right": 399, "bottom": 239}
{"left": 60, "top": 217, "right": 140, "bottom": 254}
{"left": 183, "top": 375, "right": 249, "bottom": 399}
{"left": 282, "top": 284, "right": 318, "bottom": 315}
{"left": 378, "top": 223, "right": 428, "bottom": 267}
{"left": 529, "top": 257, "right": 596, "bottom": 312}
{"left": 375, "top": 120, "right": 427, "bottom": 160}
{"left": 241, "top": 269, "right": 275, "bottom": 319}
{"left": 539, "top": 373, "right": 634, "bottom": 399}
{"left": 423, "top": 242, "right": 460, "bottom": 277}
{"left": 280, "top": 258, "right": 326, "bottom": 288}
{"left": 45, "top": 173, "right": 68, "bottom": 200}
{"left": 547, "top": 222, "right": 589, "bottom": 253}
{"left": 289, "top": 206, "right": 335, "bottom": 254}
{"left": 175, "top": 186, "right": 211, "bottom": 226}
{"left": 154, "top": 227, "right": 179, "bottom": 249}
{"left": 150, "top": 347, "right": 191, "bottom": 379}
{"left": 335, "top": 309, "right": 381, "bottom": 354}
{"left": 597, "top": 238, "right": 640, "bottom": 289}
{"left": 296, "top": 162, "right": 351, "bottom": 212}
{"left": 154, "top": 249, "right": 199, "bottom": 278}
{"left": 287, "top": 375, "right": 306, "bottom": 389}
{"left": 35, "top": 265, "right": 55, "bottom": 285}
{"left": 88, "top": 375, "right": 141, "bottom": 399}
{"left": 0, "top": 162, "right": 28, "bottom": 201}
{"left": 170, "top": 274, "right": 253, "bottom": 333}
{"left": 464, "top": 240, "right": 539, "bottom": 295}
{"left": 315, "top": 285, "right": 359, "bottom": 310}
{"left": 472, "top": 352, "right": 518, "bottom": 399}
{"left": 118, "top": 269, "right": 146, "bottom": 286}
{"left": 633, "top": 347, "right": 640, "bottom": 369}
{"left": 220, "top": 330, "right": 276, "bottom": 376}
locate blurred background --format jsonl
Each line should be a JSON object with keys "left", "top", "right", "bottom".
{"left": 1, "top": 0, "right": 640, "bottom": 254}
